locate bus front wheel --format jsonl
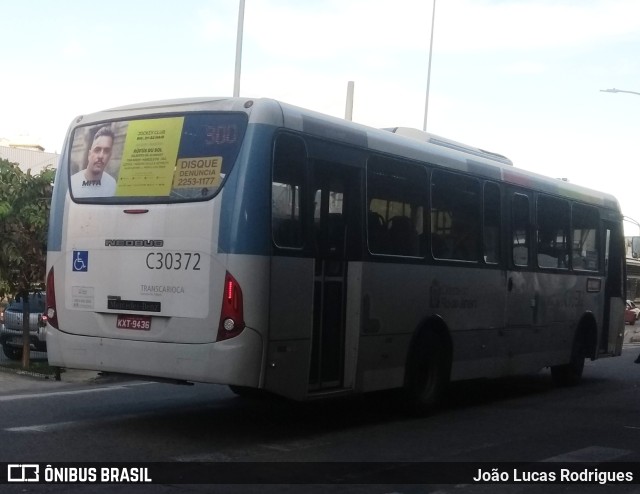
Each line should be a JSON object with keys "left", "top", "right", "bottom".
{"left": 404, "top": 330, "right": 449, "bottom": 413}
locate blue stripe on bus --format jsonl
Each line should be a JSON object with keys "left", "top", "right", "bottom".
{"left": 218, "top": 124, "right": 274, "bottom": 256}
{"left": 47, "top": 145, "right": 69, "bottom": 253}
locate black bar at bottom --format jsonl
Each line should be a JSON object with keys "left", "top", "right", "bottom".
{"left": 2, "top": 462, "right": 640, "bottom": 485}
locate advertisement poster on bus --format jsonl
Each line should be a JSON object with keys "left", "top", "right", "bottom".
{"left": 69, "top": 118, "right": 225, "bottom": 200}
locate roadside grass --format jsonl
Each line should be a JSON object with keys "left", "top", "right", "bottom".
{"left": 0, "top": 356, "right": 62, "bottom": 379}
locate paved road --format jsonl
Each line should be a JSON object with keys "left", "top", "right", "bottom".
{"left": 2, "top": 345, "right": 640, "bottom": 493}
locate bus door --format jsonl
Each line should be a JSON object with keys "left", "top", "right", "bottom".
{"left": 309, "top": 161, "right": 360, "bottom": 391}
{"left": 601, "top": 220, "right": 625, "bottom": 355}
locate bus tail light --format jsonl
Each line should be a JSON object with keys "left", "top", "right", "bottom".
{"left": 46, "top": 267, "right": 59, "bottom": 329}
{"left": 217, "top": 272, "right": 245, "bottom": 341}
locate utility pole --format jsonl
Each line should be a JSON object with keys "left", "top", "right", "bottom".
{"left": 345, "top": 81, "right": 354, "bottom": 121}
{"left": 233, "top": 0, "right": 245, "bottom": 97}
{"left": 423, "top": 0, "right": 437, "bottom": 132}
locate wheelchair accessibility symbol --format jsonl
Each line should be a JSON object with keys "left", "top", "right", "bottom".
{"left": 72, "top": 250, "right": 89, "bottom": 272}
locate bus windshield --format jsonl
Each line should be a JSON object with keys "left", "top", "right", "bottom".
{"left": 68, "top": 113, "right": 247, "bottom": 203}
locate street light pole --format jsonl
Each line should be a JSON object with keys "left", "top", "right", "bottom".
{"left": 604, "top": 89, "right": 639, "bottom": 238}
{"left": 233, "top": 0, "right": 245, "bottom": 98}
{"left": 345, "top": 81, "right": 354, "bottom": 121}
{"left": 600, "top": 88, "right": 640, "bottom": 97}
{"left": 624, "top": 216, "right": 640, "bottom": 233}
{"left": 422, "top": 0, "right": 437, "bottom": 132}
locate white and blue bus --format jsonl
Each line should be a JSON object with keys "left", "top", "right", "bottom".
{"left": 45, "top": 97, "right": 625, "bottom": 409}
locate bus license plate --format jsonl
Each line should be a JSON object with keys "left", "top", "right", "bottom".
{"left": 116, "top": 315, "right": 151, "bottom": 331}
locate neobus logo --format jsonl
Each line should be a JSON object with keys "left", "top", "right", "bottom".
{"left": 105, "top": 239, "right": 164, "bottom": 247}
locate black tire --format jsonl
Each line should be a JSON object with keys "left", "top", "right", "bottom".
{"left": 2, "top": 342, "right": 23, "bottom": 361}
{"left": 404, "top": 330, "right": 449, "bottom": 413}
{"left": 228, "top": 385, "right": 268, "bottom": 400}
{"left": 551, "top": 332, "right": 586, "bottom": 386}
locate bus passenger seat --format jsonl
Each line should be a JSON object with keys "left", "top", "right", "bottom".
{"left": 388, "top": 216, "right": 419, "bottom": 256}
{"left": 367, "top": 212, "right": 387, "bottom": 253}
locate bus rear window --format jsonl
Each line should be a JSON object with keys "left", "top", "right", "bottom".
{"left": 68, "top": 113, "right": 247, "bottom": 203}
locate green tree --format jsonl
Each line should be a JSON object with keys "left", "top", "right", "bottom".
{"left": 0, "top": 158, "right": 55, "bottom": 367}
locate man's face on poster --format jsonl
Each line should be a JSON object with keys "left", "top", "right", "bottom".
{"left": 86, "top": 134, "right": 113, "bottom": 176}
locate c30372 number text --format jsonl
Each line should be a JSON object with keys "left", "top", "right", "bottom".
{"left": 145, "top": 252, "right": 202, "bottom": 271}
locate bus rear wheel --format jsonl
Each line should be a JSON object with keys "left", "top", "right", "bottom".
{"left": 551, "top": 332, "right": 586, "bottom": 386}
{"left": 404, "top": 330, "right": 448, "bottom": 413}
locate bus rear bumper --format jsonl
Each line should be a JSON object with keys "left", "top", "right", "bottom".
{"left": 45, "top": 326, "right": 264, "bottom": 387}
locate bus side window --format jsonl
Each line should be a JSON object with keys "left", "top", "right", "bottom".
{"left": 431, "top": 170, "right": 480, "bottom": 261}
{"left": 483, "top": 182, "right": 501, "bottom": 264}
{"left": 537, "top": 195, "right": 570, "bottom": 269}
{"left": 366, "top": 156, "right": 426, "bottom": 257}
{"left": 272, "top": 134, "right": 307, "bottom": 249}
{"left": 572, "top": 204, "right": 599, "bottom": 271}
{"left": 511, "top": 193, "right": 530, "bottom": 267}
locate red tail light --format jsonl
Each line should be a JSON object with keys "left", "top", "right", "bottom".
{"left": 217, "top": 271, "right": 245, "bottom": 341}
{"left": 46, "top": 267, "right": 59, "bottom": 329}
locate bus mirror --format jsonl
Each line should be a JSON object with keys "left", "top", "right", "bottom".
{"left": 632, "top": 237, "right": 640, "bottom": 259}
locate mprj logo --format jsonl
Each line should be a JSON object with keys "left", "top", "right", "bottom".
{"left": 8, "top": 464, "right": 39, "bottom": 482}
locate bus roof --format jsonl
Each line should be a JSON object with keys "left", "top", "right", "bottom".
{"left": 383, "top": 127, "right": 514, "bottom": 166}
{"left": 273, "top": 99, "right": 620, "bottom": 214}
{"left": 70, "top": 96, "right": 621, "bottom": 214}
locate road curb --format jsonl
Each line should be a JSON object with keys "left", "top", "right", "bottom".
{"left": 0, "top": 364, "right": 102, "bottom": 385}
{"left": 0, "top": 363, "right": 58, "bottom": 380}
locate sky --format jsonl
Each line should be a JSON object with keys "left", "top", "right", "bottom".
{"left": 2, "top": 0, "right": 639, "bottom": 232}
